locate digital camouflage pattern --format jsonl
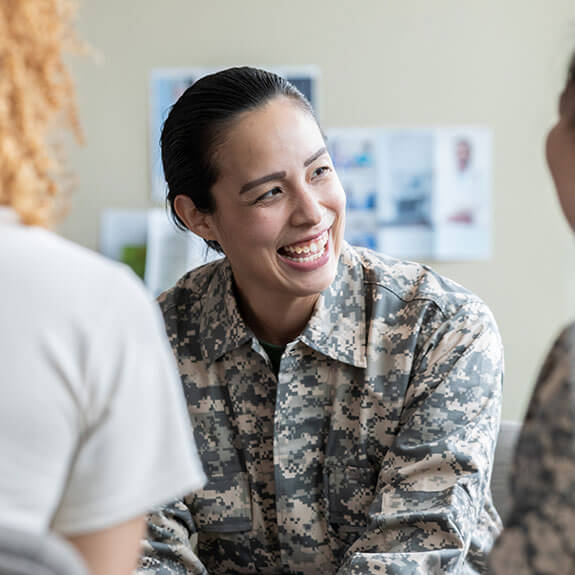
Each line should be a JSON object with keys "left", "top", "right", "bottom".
{"left": 138, "top": 243, "right": 503, "bottom": 575}
{"left": 490, "top": 323, "right": 575, "bottom": 575}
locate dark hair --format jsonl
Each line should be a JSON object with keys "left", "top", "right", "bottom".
{"left": 161, "top": 66, "right": 316, "bottom": 252}
{"left": 568, "top": 50, "right": 575, "bottom": 88}
{"left": 563, "top": 51, "right": 575, "bottom": 130}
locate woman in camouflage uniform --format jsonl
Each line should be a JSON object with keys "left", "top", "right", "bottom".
{"left": 490, "top": 52, "right": 575, "bottom": 574}
{"left": 139, "top": 67, "right": 504, "bottom": 575}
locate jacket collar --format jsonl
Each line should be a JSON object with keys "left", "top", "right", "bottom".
{"left": 300, "top": 243, "right": 367, "bottom": 368}
{"left": 198, "top": 260, "right": 253, "bottom": 361}
{"left": 199, "top": 242, "right": 367, "bottom": 368}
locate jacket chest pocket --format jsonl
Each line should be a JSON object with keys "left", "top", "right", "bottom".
{"left": 325, "top": 465, "right": 378, "bottom": 530}
{"left": 190, "top": 471, "right": 252, "bottom": 533}
{"left": 187, "top": 403, "right": 253, "bottom": 533}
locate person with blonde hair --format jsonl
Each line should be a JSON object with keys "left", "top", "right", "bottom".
{"left": 489, "top": 51, "right": 575, "bottom": 574}
{"left": 0, "top": 2, "right": 205, "bottom": 574}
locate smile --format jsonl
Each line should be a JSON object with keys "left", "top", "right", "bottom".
{"left": 278, "top": 230, "right": 329, "bottom": 262}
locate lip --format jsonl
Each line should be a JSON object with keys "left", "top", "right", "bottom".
{"left": 279, "top": 226, "right": 331, "bottom": 250}
{"left": 277, "top": 236, "right": 331, "bottom": 271}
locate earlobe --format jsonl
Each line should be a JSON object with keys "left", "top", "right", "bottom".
{"left": 173, "top": 195, "right": 218, "bottom": 242}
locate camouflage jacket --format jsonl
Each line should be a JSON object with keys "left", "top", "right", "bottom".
{"left": 490, "top": 323, "right": 575, "bottom": 574}
{"left": 139, "top": 243, "right": 503, "bottom": 575}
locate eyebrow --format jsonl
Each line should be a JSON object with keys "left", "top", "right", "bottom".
{"left": 304, "top": 146, "right": 328, "bottom": 167}
{"left": 239, "top": 146, "right": 328, "bottom": 195}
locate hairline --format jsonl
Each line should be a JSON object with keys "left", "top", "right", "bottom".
{"left": 204, "top": 94, "right": 320, "bottom": 206}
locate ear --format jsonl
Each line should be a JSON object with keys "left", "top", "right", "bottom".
{"left": 173, "top": 195, "right": 219, "bottom": 242}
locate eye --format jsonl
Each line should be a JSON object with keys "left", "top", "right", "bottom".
{"left": 253, "top": 186, "right": 282, "bottom": 204}
{"left": 311, "top": 165, "right": 331, "bottom": 179}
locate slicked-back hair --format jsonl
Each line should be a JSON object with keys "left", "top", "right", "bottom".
{"left": 161, "top": 66, "right": 316, "bottom": 252}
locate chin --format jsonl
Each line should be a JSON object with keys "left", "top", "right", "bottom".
{"left": 296, "top": 262, "right": 338, "bottom": 296}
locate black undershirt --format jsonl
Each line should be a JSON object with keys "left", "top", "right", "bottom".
{"left": 259, "top": 340, "right": 285, "bottom": 377}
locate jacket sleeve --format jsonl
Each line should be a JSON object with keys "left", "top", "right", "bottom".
{"left": 489, "top": 324, "right": 575, "bottom": 574}
{"left": 137, "top": 498, "right": 209, "bottom": 575}
{"left": 337, "top": 300, "right": 503, "bottom": 574}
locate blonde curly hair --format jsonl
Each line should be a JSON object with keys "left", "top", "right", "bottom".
{"left": 0, "top": 0, "right": 81, "bottom": 227}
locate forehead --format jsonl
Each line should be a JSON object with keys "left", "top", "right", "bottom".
{"left": 213, "top": 97, "right": 324, "bottom": 176}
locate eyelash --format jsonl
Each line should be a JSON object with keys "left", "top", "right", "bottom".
{"left": 252, "top": 165, "right": 331, "bottom": 205}
{"left": 253, "top": 186, "right": 283, "bottom": 205}
{"left": 312, "top": 165, "right": 331, "bottom": 178}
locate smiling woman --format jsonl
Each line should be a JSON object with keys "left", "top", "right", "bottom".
{"left": 163, "top": 69, "right": 345, "bottom": 344}
{"left": 173, "top": 96, "right": 345, "bottom": 344}
{"left": 139, "top": 67, "right": 504, "bottom": 575}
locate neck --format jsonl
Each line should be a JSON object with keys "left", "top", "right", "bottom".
{"left": 233, "top": 283, "right": 319, "bottom": 346}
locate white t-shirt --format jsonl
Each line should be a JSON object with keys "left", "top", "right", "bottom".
{"left": 0, "top": 207, "right": 205, "bottom": 536}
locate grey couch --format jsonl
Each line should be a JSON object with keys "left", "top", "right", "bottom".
{"left": 490, "top": 419, "right": 522, "bottom": 522}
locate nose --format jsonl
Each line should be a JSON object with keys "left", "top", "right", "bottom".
{"left": 290, "top": 185, "right": 323, "bottom": 227}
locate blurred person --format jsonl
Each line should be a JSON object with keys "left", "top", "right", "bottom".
{"left": 0, "top": 2, "right": 205, "bottom": 575}
{"left": 489, "top": 51, "right": 575, "bottom": 574}
{"left": 137, "top": 66, "right": 503, "bottom": 575}
{"left": 446, "top": 138, "right": 483, "bottom": 225}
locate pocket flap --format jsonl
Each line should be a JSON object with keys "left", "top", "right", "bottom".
{"left": 190, "top": 472, "right": 252, "bottom": 533}
{"left": 326, "top": 465, "right": 378, "bottom": 526}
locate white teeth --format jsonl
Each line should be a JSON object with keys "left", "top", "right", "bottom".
{"left": 282, "top": 231, "right": 328, "bottom": 258}
{"left": 281, "top": 231, "right": 329, "bottom": 262}
{"left": 283, "top": 249, "right": 325, "bottom": 263}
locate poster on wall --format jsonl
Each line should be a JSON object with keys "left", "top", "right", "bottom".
{"left": 149, "top": 66, "right": 320, "bottom": 203}
{"left": 377, "top": 130, "right": 435, "bottom": 260}
{"left": 433, "top": 127, "right": 492, "bottom": 260}
{"left": 145, "top": 208, "right": 221, "bottom": 296}
{"left": 327, "top": 128, "right": 378, "bottom": 250}
{"left": 100, "top": 209, "right": 148, "bottom": 280}
{"left": 100, "top": 208, "right": 221, "bottom": 295}
{"left": 326, "top": 126, "right": 492, "bottom": 261}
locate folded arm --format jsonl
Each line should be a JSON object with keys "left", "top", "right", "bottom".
{"left": 137, "top": 498, "right": 208, "bottom": 575}
{"left": 337, "top": 302, "right": 503, "bottom": 574}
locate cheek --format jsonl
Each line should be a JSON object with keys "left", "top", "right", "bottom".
{"left": 330, "top": 177, "right": 347, "bottom": 214}
{"left": 545, "top": 124, "right": 560, "bottom": 179}
{"left": 214, "top": 209, "right": 283, "bottom": 252}
{"left": 329, "top": 182, "right": 347, "bottom": 247}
